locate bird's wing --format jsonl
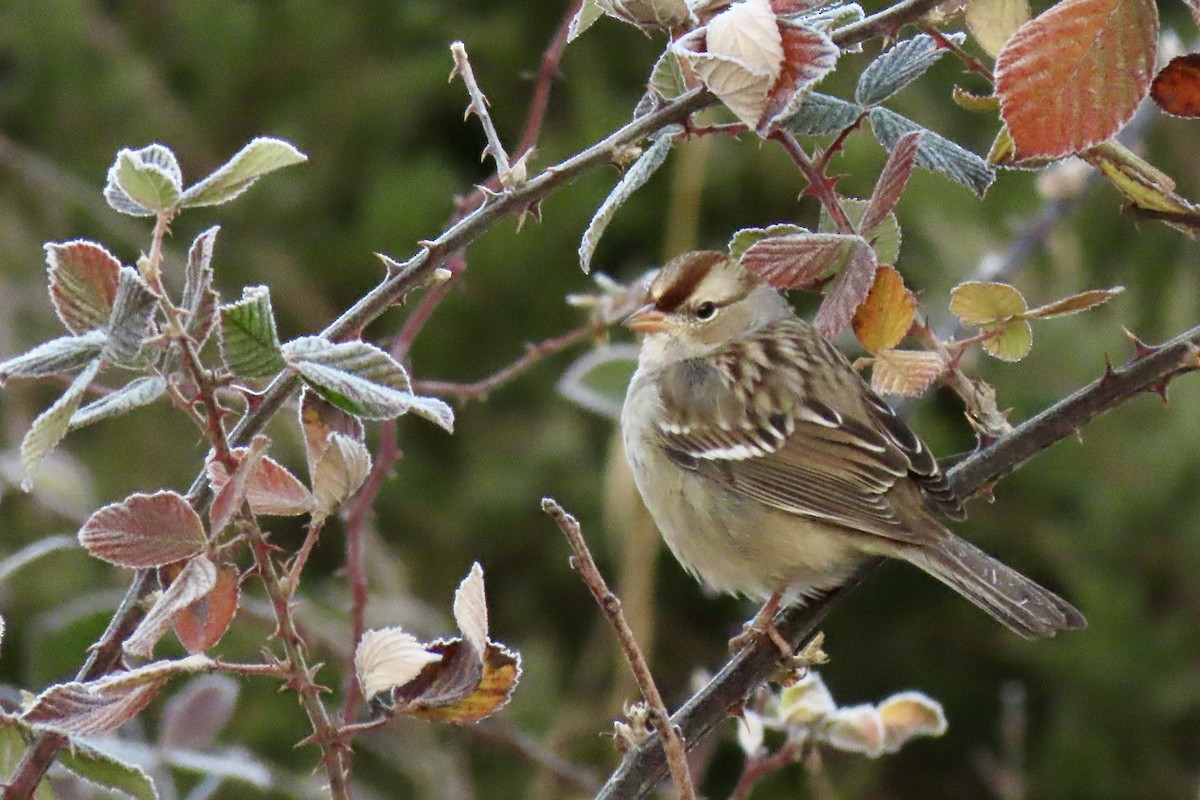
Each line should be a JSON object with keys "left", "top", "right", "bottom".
{"left": 653, "top": 318, "right": 963, "bottom": 542}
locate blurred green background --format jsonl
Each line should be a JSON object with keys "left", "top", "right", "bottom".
{"left": 1, "top": 1, "right": 1199, "bottom": 798}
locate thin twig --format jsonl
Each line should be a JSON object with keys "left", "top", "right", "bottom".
{"left": 729, "top": 741, "right": 801, "bottom": 800}
{"left": 542, "top": 498, "right": 697, "bottom": 800}
{"left": 451, "top": 41, "right": 512, "bottom": 178}
{"left": 771, "top": 131, "right": 856, "bottom": 234}
{"left": 470, "top": 719, "right": 602, "bottom": 795}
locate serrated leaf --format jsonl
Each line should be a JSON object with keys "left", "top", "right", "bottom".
{"left": 403, "top": 639, "right": 521, "bottom": 724}
{"left": 863, "top": 130, "right": 921, "bottom": 231}
{"left": 0, "top": 330, "right": 106, "bottom": 385}
{"left": 78, "top": 490, "right": 207, "bottom": 569}
{"left": 180, "top": 137, "right": 307, "bottom": 208}
{"left": 855, "top": 33, "right": 964, "bottom": 107}
{"left": 453, "top": 563, "right": 489, "bottom": 654}
{"left": 183, "top": 226, "right": 220, "bottom": 347}
{"left": 58, "top": 738, "right": 160, "bottom": 800}
{"left": 300, "top": 387, "right": 364, "bottom": 477}
{"left": 995, "top": 0, "right": 1158, "bottom": 159}
{"left": 219, "top": 286, "right": 286, "bottom": 378}
{"left": 851, "top": 266, "right": 914, "bottom": 352}
{"left": 69, "top": 376, "right": 166, "bottom": 431}
{"left": 965, "top": 0, "right": 1030, "bottom": 57}
{"left": 949, "top": 281, "right": 1027, "bottom": 323}
{"left": 312, "top": 432, "right": 372, "bottom": 520}
{"left": 104, "top": 144, "right": 183, "bottom": 217}
{"left": 159, "top": 674, "right": 238, "bottom": 749}
{"left": 811, "top": 239, "right": 877, "bottom": 338}
{"left": 356, "top": 628, "right": 444, "bottom": 700}
{"left": 740, "top": 232, "right": 869, "bottom": 289}
{"left": 648, "top": 49, "right": 687, "bottom": 101}
{"left": 758, "top": 21, "right": 839, "bottom": 132}
{"left": 103, "top": 267, "right": 157, "bottom": 364}
{"left": 706, "top": 0, "right": 784, "bottom": 84}
{"left": 596, "top": 0, "right": 692, "bottom": 29}
{"left": 207, "top": 435, "right": 270, "bottom": 535}
{"left": 951, "top": 85, "right": 1001, "bottom": 113}
{"left": 125, "top": 555, "right": 219, "bottom": 658}
{"left": 1084, "top": 141, "right": 1197, "bottom": 215}
{"left": 870, "top": 108, "right": 994, "bottom": 196}
{"left": 1151, "top": 54, "right": 1200, "bottom": 118}
{"left": 246, "top": 456, "right": 314, "bottom": 516}
{"left": 782, "top": 92, "right": 863, "bottom": 135}
{"left": 568, "top": 0, "right": 604, "bottom": 41}
{"left": 556, "top": 343, "right": 639, "bottom": 420}
{"left": 982, "top": 319, "right": 1033, "bottom": 360}
{"left": 21, "top": 359, "right": 100, "bottom": 490}
{"left": 284, "top": 337, "right": 453, "bottom": 427}
{"left": 171, "top": 563, "right": 240, "bottom": 655}
{"left": 1026, "top": 287, "right": 1124, "bottom": 318}
{"left": 728, "top": 224, "right": 809, "bottom": 260}
{"left": 869, "top": 349, "right": 945, "bottom": 396}
{"left": 579, "top": 129, "right": 676, "bottom": 274}
{"left": 818, "top": 199, "right": 901, "bottom": 264}
{"left": 45, "top": 240, "right": 122, "bottom": 334}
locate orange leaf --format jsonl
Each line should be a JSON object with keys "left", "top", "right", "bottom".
{"left": 1151, "top": 54, "right": 1200, "bottom": 118}
{"left": 173, "top": 563, "right": 241, "bottom": 654}
{"left": 995, "top": 0, "right": 1158, "bottom": 159}
{"left": 852, "top": 267, "right": 915, "bottom": 353}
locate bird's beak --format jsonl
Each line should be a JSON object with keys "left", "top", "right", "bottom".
{"left": 624, "top": 303, "right": 668, "bottom": 334}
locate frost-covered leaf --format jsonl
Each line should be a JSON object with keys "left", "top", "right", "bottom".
{"left": 58, "top": 739, "right": 159, "bottom": 800}
{"left": 69, "top": 376, "right": 166, "bottom": 432}
{"left": 855, "top": 33, "right": 964, "bottom": 107}
{"left": 759, "top": 21, "right": 839, "bottom": 132}
{"left": 299, "top": 387, "right": 364, "bottom": 476}
{"left": 1026, "top": 287, "right": 1124, "bottom": 318}
{"left": 812, "top": 238, "right": 877, "bottom": 338}
{"left": 283, "top": 337, "right": 454, "bottom": 428}
{"left": 312, "top": 432, "right": 372, "bottom": 520}
{"left": 219, "top": 286, "right": 286, "bottom": 379}
{"left": 579, "top": 130, "right": 676, "bottom": 274}
{"left": 171, "top": 562, "right": 240, "bottom": 655}
{"left": 0, "top": 330, "right": 106, "bottom": 385}
{"left": 207, "top": 437, "right": 313, "bottom": 525}
{"left": 870, "top": 108, "right": 994, "bottom": 196}
{"left": 556, "top": 344, "right": 639, "bottom": 420}
{"left": 45, "top": 240, "right": 122, "bottom": 334}
{"left": 453, "top": 563, "right": 488, "bottom": 654}
{"left": 851, "top": 266, "right": 914, "bottom": 352}
{"left": 965, "top": 0, "right": 1030, "bottom": 57}
{"left": 982, "top": 319, "right": 1033, "bottom": 361}
{"left": 180, "top": 137, "right": 307, "bottom": 208}
{"left": 23, "top": 655, "right": 210, "bottom": 735}
{"left": 707, "top": 0, "right": 784, "bottom": 85}
{"left": 869, "top": 349, "right": 946, "bottom": 396}
{"left": 21, "top": 359, "right": 100, "bottom": 490}
{"left": 648, "top": 50, "right": 687, "bottom": 101}
{"left": 207, "top": 436, "right": 270, "bottom": 535}
{"left": 183, "top": 226, "right": 220, "bottom": 347}
{"left": 568, "top": 0, "right": 604, "bottom": 41}
{"left": 78, "top": 490, "right": 207, "bottom": 569}
{"left": 159, "top": 674, "right": 238, "bottom": 750}
{"left": 995, "top": 0, "right": 1158, "bottom": 159}
{"left": 878, "top": 691, "right": 947, "bottom": 753}
{"left": 103, "top": 267, "right": 157, "bottom": 364}
{"left": 782, "top": 92, "right": 863, "bottom": 136}
{"left": 817, "top": 200, "right": 901, "bottom": 270}
{"left": 728, "top": 224, "right": 808, "bottom": 260}
{"left": 862, "top": 130, "right": 921, "bottom": 231}
{"left": 1151, "top": 54, "right": 1200, "bottom": 118}
{"left": 104, "top": 144, "right": 183, "bottom": 216}
{"left": 823, "top": 704, "right": 885, "bottom": 757}
{"left": 125, "top": 555, "right": 219, "bottom": 658}
{"left": 356, "top": 628, "right": 444, "bottom": 700}
{"left": 779, "top": 671, "right": 835, "bottom": 725}
{"left": 595, "top": 0, "right": 693, "bottom": 30}
{"left": 949, "top": 281, "right": 1027, "bottom": 323}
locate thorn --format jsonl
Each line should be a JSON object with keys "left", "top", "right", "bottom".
{"left": 1100, "top": 353, "right": 1118, "bottom": 387}
{"left": 1148, "top": 379, "right": 1170, "bottom": 406}
{"left": 1122, "top": 326, "right": 1159, "bottom": 360}
{"left": 375, "top": 252, "right": 405, "bottom": 276}
{"left": 1073, "top": 428, "right": 1084, "bottom": 444}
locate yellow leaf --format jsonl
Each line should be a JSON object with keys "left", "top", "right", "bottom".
{"left": 851, "top": 267, "right": 915, "bottom": 353}
{"left": 982, "top": 319, "right": 1033, "bottom": 361}
{"left": 965, "top": 0, "right": 1030, "bottom": 57}
{"left": 950, "top": 282, "right": 1028, "bottom": 324}
{"left": 870, "top": 350, "right": 946, "bottom": 396}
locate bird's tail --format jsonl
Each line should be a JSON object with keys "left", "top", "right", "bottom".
{"left": 904, "top": 533, "right": 1086, "bottom": 639}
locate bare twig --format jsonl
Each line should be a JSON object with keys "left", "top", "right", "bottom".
{"left": 471, "top": 719, "right": 602, "bottom": 795}
{"left": 451, "top": 41, "right": 512, "bottom": 180}
{"left": 542, "top": 497, "right": 697, "bottom": 800}
{"left": 729, "top": 741, "right": 801, "bottom": 800}
{"left": 771, "top": 131, "right": 856, "bottom": 234}
{"left": 594, "top": 323, "right": 1200, "bottom": 799}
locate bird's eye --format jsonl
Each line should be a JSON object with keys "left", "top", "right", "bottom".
{"left": 695, "top": 301, "right": 717, "bottom": 320}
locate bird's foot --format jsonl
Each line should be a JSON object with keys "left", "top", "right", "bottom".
{"left": 729, "top": 591, "right": 791, "bottom": 656}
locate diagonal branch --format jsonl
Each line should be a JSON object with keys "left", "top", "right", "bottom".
{"left": 594, "top": 322, "right": 1200, "bottom": 800}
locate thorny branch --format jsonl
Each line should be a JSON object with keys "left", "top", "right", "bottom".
{"left": 594, "top": 322, "right": 1200, "bottom": 800}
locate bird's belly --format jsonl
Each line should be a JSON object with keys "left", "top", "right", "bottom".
{"left": 628, "top": 444, "right": 865, "bottom": 601}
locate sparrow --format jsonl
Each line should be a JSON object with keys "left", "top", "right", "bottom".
{"left": 620, "top": 250, "right": 1085, "bottom": 639}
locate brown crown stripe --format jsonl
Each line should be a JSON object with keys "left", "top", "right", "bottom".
{"left": 653, "top": 251, "right": 728, "bottom": 313}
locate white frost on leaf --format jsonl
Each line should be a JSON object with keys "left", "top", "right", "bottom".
{"left": 452, "top": 562, "right": 489, "bottom": 654}
{"left": 354, "top": 628, "right": 443, "bottom": 700}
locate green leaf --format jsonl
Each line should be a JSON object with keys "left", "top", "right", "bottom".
{"left": 104, "top": 144, "right": 183, "bottom": 216}
{"left": 219, "top": 286, "right": 286, "bottom": 379}
{"left": 950, "top": 281, "right": 1028, "bottom": 323}
{"left": 21, "top": 359, "right": 101, "bottom": 490}
{"left": 579, "top": 128, "right": 677, "bottom": 273}
{"left": 869, "top": 108, "right": 995, "bottom": 196}
{"left": 0, "top": 718, "right": 55, "bottom": 800}
{"left": 567, "top": 0, "right": 604, "bottom": 42}
{"left": 818, "top": 199, "right": 901, "bottom": 265}
{"left": 103, "top": 267, "right": 157, "bottom": 364}
{"left": 69, "top": 376, "right": 167, "bottom": 431}
{"left": 556, "top": 344, "right": 639, "bottom": 420}
{"left": 856, "top": 33, "right": 965, "bottom": 107}
{"left": 59, "top": 737, "right": 160, "bottom": 800}
{"left": 728, "top": 224, "right": 808, "bottom": 260}
{"left": 782, "top": 92, "right": 864, "bottom": 136}
{"left": 982, "top": 319, "right": 1033, "bottom": 361}
{"left": 180, "top": 137, "right": 308, "bottom": 208}
{"left": 648, "top": 50, "right": 687, "bottom": 101}
{"left": 0, "top": 330, "right": 106, "bottom": 386}
{"left": 283, "top": 337, "right": 454, "bottom": 429}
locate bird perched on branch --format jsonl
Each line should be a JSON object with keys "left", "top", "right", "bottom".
{"left": 620, "top": 250, "right": 1085, "bottom": 641}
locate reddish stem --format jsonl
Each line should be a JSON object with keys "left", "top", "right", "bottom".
{"left": 729, "top": 742, "right": 802, "bottom": 800}
{"left": 771, "top": 131, "right": 856, "bottom": 235}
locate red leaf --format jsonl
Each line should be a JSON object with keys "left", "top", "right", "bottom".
{"left": 1151, "top": 54, "right": 1200, "bottom": 118}
{"left": 207, "top": 437, "right": 269, "bottom": 536}
{"left": 78, "top": 491, "right": 207, "bottom": 569}
{"left": 995, "top": 0, "right": 1158, "bottom": 159}
{"left": 45, "top": 240, "right": 122, "bottom": 334}
{"left": 812, "top": 241, "right": 878, "bottom": 339}
{"left": 758, "top": 21, "right": 839, "bottom": 132}
{"left": 741, "top": 232, "right": 870, "bottom": 290}
{"left": 862, "top": 131, "right": 921, "bottom": 232}
{"left": 173, "top": 562, "right": 241, "bottom": 654}
{"left": 126, "top": 556, "right": 219, "bottom": 658}
{"left": 23, "top": 679, "right": 163, "bottom": 735}
{"left": 247, "top": 456, "right": 313, "bottom": 516}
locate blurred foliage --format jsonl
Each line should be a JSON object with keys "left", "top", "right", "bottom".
{"left": 1, "top": 1, "right": 1199, "bottom": 799}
